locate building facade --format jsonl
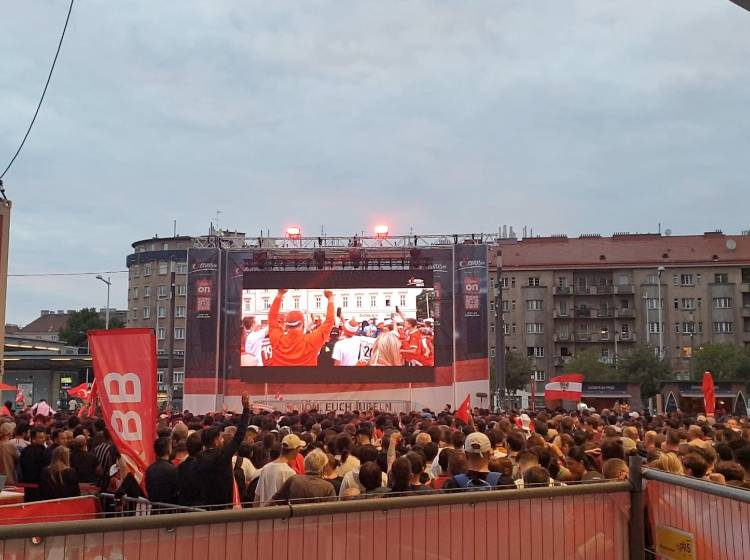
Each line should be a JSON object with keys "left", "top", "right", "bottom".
{"left": 497, "top": 231, "right": 750, "bottom": 397}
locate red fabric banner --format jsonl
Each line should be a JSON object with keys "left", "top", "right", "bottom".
{"left": 702, "top": 371, "right": 715, "bottom": 417}
{"left": 545, "top": 373, "right": 584, "bottom": 402}
{"left": 89, "top": 329, "right": 157, "bottom": 484}
{"left": 67, "top": 382, "right": 91, "bottom": 399}
{"left": 0, "top": 496, "right": 100, "bottom": 526}
{"left": 455, "top": 393, "right": 471, "bottom": 424}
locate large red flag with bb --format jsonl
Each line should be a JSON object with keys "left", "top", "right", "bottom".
{"left": 455, "top": 394, "right": 472, "bottom": 424}
{"left": 89, "top": 329, "right": 157, "bottom": 484}
{"left": 702, "top": 372, "right": 715, "bottom": 417}
{"left": 545, "top": 374, "right": 584, "bottom": 402}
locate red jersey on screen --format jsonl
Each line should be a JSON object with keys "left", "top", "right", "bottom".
{"left": 401, "top": 330, "right": 421, "bottom": 363}
{"left": 268, "top": 293, "right": 334, "bottom": 366}
{"left": 416, "top": 334, "right": 434, "bottom": 366}
{"left": 261, "top": 338, "right": 274, "bottom": 366}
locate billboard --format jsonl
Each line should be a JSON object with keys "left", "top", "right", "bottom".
{"left": 184, "top": 244, "right": 490, "bottom": 412}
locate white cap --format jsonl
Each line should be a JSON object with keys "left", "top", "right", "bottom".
{"left": 281, "top": 434, "right": 306, "bottom": 450}
{"left": 464, "top": 432, "right": 491, "bottom": 454}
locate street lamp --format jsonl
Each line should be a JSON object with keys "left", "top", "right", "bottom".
{"left": 95, "top": 275, "right": 112, "bottom": 329}
{"left": 657, "top": 266, "right": 666, "bottom": 360}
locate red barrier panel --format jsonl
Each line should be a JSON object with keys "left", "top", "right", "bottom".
{"left": 0, "top": 491, "right": 630, "bottom": 560}
{"left": 0, "top": 495, "right": 100, "bottom": 526}
{"left": 646, "top": 479, "right": 750, "bottom": 559}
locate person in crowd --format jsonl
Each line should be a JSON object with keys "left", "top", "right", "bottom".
{"left": 268, "top": 289, "right": 335, "bottom": 366}
{"left": 178, "top": 432, "right": 204, "bottom": 507}
{"left": 196, "top": 393, "right": 251, "bottom": 508}
{"left": 20, "top": 427, "right": 50, "bottom": 500}
{"left": 31, "top": 399, "right": 55, "bottom": 417}
{"left": 270, "top": 448, "right": 336, "bottom": 504}
{"left": 254, "top": 434, "right": 304, "bottom": 506}
{"left": 69, "top": 435, "right": 99, "bottom": 484}
{"left": 146, "top": 437, "right": 179, "bottom": 507}
{"left": 38, "top": 446, "right": 80, "bottom": 500}
{"left": 0, "top": 421, "right": 19, "bottom": 483}
{"left": 602, "top": 458, "right": 630, "bottom": 481}
{"left": 368, "top": 332, "right": 404, "bottom": 366}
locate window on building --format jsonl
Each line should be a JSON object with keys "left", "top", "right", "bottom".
{"left": 646, "top": 274, "right": 658, "bottom": 285}
{"left": 526, "top": 300, "right": 544, "bottom": 311}
{"left": 143, "top": 307, "right": 150, "bottom": 319}
{"left": 646, "top": 298, "right": 662, "bottom": 310}
{"left": 159, "top": 262, "right": 168, "bottom": 275}
{"left": 535, "top": 346, "right": 544, "bottom": 358}
{"left": 680, "top": 274, "right": 694, "bottom": 286}
{"left": 621, "top": 324, "right": 630, "bottom": 337}
{"left": 357, "top": 295, "right": 363, "bottom": 308}
{"left": 698, "top": 322, "right": 703, "bottom": 333}
{"left": 132, "top": 265, "right": 140, "bottom": 278}
{"left": 385, "top": 296, "right": 391, "bottom": 307}
{"left": 672, "top": 274, "right": 679, "bottom": 286}
{"left": 713, "top": 297, "right": 732, "bottom": 309}
{"left": 158, "top": 285, "right": 168, "bottom": 298}
{"left": 290, "top": 296, "right": 298, "bottom": 309}
{"left": 263, "top": 297, "right": 270, "bottom": 310}
{"left": 528, "top": 277, "right": 541, "bottom": 287}
{"left": 131, "top": 307, "right": 138, "bottom": 319}
{"left": 174, "top": 328, "right": 185, "bottom": 340}
{"left": 400, "top": 294, "right": 406, "bottom": 307}
{"left": 144, "top": 263, "right": 152, "bottom": 276}
{"left": 176, "top": 306, "right": 186, "bottom": 318}
{"left": 162, "top": 243, "right": 169, "bottom": 251}
{"left": 158, "top": 305, "right": 166, "bottom": 318}
{"left": 157, "top": 370, "right": 165, "bottom": 384}
{"left": 503, "top": 323, "right": 510, "bottom": 335}
{"left": 502, "top": 300, "right": 510, "bottom": 312}
{"left": 243, "top": 299, "right": 252, "bottom": 312}
{"left": 143, "top": 286, "right": 151, "bottom": 298}
{"left": 512, "top": 323, "right": 517, "bottom": 334}
{"left": 714, "top": 322, "right": 733, "bottom": 334}
{"left": 173, "top": 370, "right": 185, "bottom": 384}
{"left": 682, "top": 322, "right": 696, "bottom": 334}
{"left": 157, "top": 327, "right": 165, "bottom": 340}
{"left": 370, "top": 294, "right": 377, "bottom": 307}
{"left": 674, "top": 322, "right": 680, "bottom": 334}
{"left": 176, "top": 262, "right": 188, "bottom": 274}
{"left": 315, "top": 296, "right": 322, "bottom": 309}
{"left": 526, "top": 323, "right": 544, "bottom": 334}
{"left": 697, "top": 298, "right": 702, "bottom": 309}
{"left": 177, "top": 284, "right": 186, "bottom": 296}
{"left": 682, "top": 298, "right": 695, "bottom": 310}
{"left": 621, "top": 299, "right": 629, "bottom": 309}
{"left": 715, "top": 273, "right": 729, "bottom": 284}
{"left": 533, "top": 370, "right": 546, "bottom": 382}
{"left": 342, "top": 295, "right": 349, "bottom": 308}
{"left": 673, "top": 298, "right": 679, "bottom": 310}
{"left": 500, "top": 277, "right": 510, "bottom": 289}
{"left": 648, "top": 322, "right": 662, "bottom": 334}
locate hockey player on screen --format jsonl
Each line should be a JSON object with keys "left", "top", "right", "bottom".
{"left": 332, "top": 319, "right": 374, "bottom": 366}
{"left": 268, "top": 289, "right": 335, "bottom": 366}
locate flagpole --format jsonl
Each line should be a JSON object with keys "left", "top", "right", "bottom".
{"left": 530, "top": 374, "right": 536, "bottom": 412}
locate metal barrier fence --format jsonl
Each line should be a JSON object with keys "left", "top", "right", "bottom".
{"left": 0, "top": 482, "right": 631, "bottom": 560}
{"left": 643, "top": 468, "right": 750, "bottom": 560}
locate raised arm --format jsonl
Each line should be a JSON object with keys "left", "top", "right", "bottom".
{"left": 268, "top": 290, "right": 287, "bottom": 344}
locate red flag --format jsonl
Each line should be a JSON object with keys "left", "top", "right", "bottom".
{"left": 15, "top": 388, "right": 24, "bottom": 405}
{"left": 455, "top": 394, "right": 471, "bottom": 424}
{"left": 67, "top": 383, "right": 91, "bottom": 399}
{"left": 545, "top": 374, "right": 584, "bottom": 402}
{"left": 702, "top": 372, "right": 716, "bottom": 417}
{"left": 89, "top": 329, "right": 157, "bottom": 486}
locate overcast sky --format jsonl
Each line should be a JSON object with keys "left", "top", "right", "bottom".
{"left": 1, "top": 1, "right": 749, "bottom": 325}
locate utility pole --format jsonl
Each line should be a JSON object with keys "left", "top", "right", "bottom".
{"left": 166, "top": 260, "right": 176, "bottom": 406}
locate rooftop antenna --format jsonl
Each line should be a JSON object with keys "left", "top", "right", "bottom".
{"left": 216, "top": 210, "right": 222, "bottom": 232}
{"left": 173, "top": 219, "right": 177, "bottom": 238}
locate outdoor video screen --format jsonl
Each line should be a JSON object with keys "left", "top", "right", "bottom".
{"left": 241, "top": 286, "right": 435, "bottom": 366}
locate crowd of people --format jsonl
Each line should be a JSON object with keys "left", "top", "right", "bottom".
{"left": 241, "top": 289, "right": 435, "bottom": 367}
{"left": 1, "top": 395, "right": 749, "bottom": 510}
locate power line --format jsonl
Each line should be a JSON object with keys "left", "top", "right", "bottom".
{"left": 0, "top": 0, "right": 75, "bottom": 185}
{"left": 8, "top": 270, "right": 127, "bottom": 278}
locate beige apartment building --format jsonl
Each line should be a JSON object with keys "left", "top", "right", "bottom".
{"left": 497, "top": 232, "right": 750, "bottom": 388}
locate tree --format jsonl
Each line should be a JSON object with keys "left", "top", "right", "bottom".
{"left": 693, "top": 343, "right": 750, "bottom": 381}
{"left": 562, "top": 348, "right": 616, "bottom": 382}
{"left": 504, "top": 350, "right": 533, "bottom": 395}
{"left": 617, "top": 344, "right": 673, "bottom": 399}
{"left": 58, "top": 308, "right": 124, "bottom": 347}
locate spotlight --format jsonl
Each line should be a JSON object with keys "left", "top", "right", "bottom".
{"left": 286, "top": 226, "right": 302, "bottom": 240}
{"left": 374, "top": 224, "right": 389, "bottom": 238}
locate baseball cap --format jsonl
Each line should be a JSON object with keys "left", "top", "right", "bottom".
{"left": 281, "top": 434, "right": 306, "bottom": 450}
{"left": 248, "top": 425, "right": 260, "bottom": 433}
{"left": 464, "top": 432, "right": 491, "bottom": 454}
{"left": 285, "top": 311, "right": 304, "bottom": 328}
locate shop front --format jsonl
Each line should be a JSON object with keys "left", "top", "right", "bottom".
{"left": 660, "top": 381, "right": 747, "bottom": 416}
{"left": 581, "top": 382, "right": 643, "bottom": 412}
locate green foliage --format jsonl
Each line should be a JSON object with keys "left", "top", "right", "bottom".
{"left": 562, "top": 348, "right": 616, "bottom": 382}
{"left": 693, "top": 343, "right": 750, "bottom": 381}
{"left": 617, "top": 344, "right": 673, "bottom": 398}
{"left": 504, "top": 350, "right": 533, "bottom": 395}
{"left": 58, "top": 308, "right": 124, "bottom": 347}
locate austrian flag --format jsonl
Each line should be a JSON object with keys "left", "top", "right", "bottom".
{"left": 544, "top": 374, "right": 584, "bottom": 402}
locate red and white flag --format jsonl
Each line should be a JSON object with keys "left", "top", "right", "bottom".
{"left": 89, "top": 329, "right": 157, "bottom": 486}
{"left": 455, "top": 393, "right": 472, "bottom": 424}
{"left": 67, "top": 382, "right": 91, "bottom": 400}
{"left": 545, "top": 374, "right": 584, "bottom": 402}
{"left": 15, "top": 388, "right": 24, "bottom": 405}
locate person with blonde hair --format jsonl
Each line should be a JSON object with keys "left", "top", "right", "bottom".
{"left": 368, "top": 333, "right": 404, "bottom": 366}
{"left": 648, "top": 451, "right": 684, "bottom": 475}
{"left": 39, "top": 446, "right": 80, "bottom": 500}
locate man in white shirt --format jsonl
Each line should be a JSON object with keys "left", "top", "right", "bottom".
{"left": 243, "top": 317, "right": 268, "bottom": 366}
{"left": 254, "top": 434, "right": 305, "bottom": 506}
{"left": 332, "top": 319, "right": 367, "bottom": 366}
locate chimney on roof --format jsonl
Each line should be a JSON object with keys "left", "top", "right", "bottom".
{"left": 40, "top": 310, "right": 50, "bottom": 316}
{"left": 57, "top": 310, "right": 65, "bottom": 315}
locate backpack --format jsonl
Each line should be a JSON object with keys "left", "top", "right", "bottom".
{"left": 233, "top": 457, "right": 249, "bottom": 502}
{"left": 453, "top": 472, "right": 503, "bottom": 490}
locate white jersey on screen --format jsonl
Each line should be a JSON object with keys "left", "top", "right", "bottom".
{"left": 332, "top": 336, "right": 373, "bottom": 366}
{"left": 244, "top": 329, "right": 267, "bottom": 366}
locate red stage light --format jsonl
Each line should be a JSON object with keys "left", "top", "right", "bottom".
{"left": 286, "top": 226, "right": 302, "bottom": 239}
{"left": 374, "top": 224, "right": 389, "bottom": 238}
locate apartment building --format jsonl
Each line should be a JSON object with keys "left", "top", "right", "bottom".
{"left": 497, "top": 232, "right": 750, "bottom": 389}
